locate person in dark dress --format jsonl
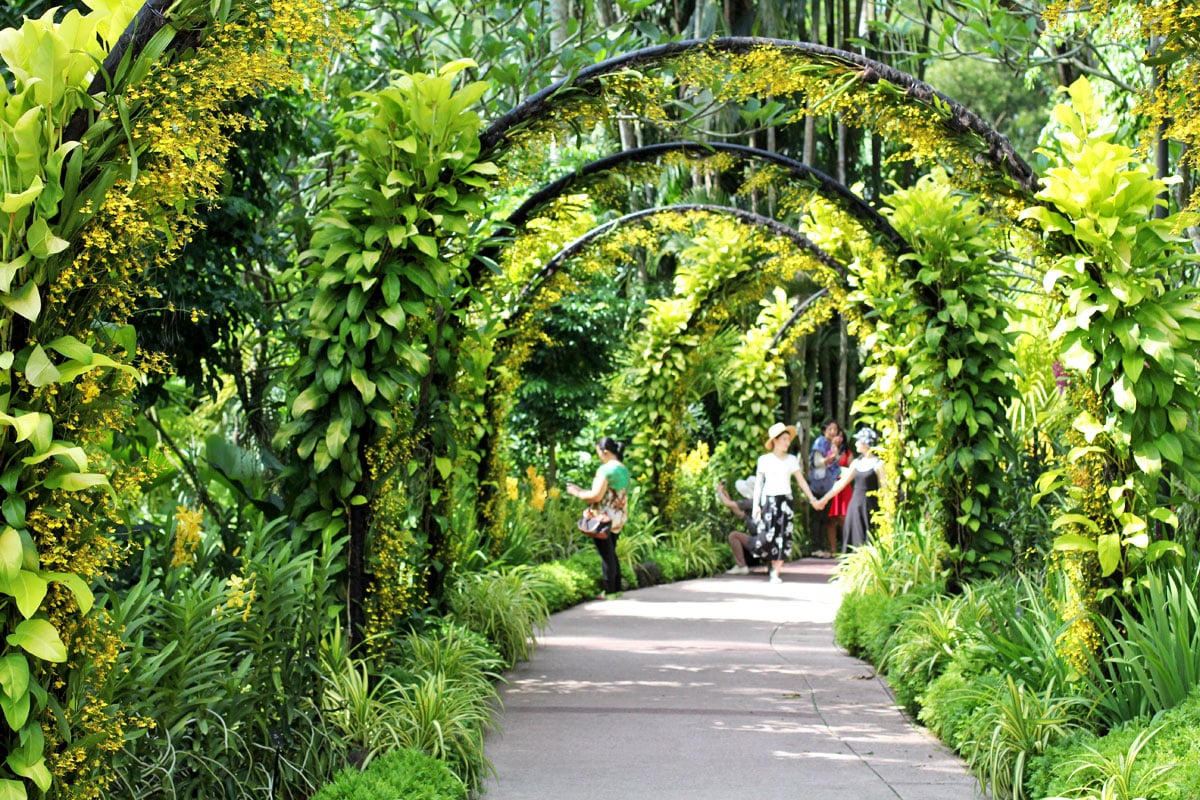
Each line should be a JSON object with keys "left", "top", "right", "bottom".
{"left": 815, "top": 427, "right": 884, "bottom": 551}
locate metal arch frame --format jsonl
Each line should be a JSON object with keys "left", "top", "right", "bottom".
{"left": 472, "top": 142, "right": 905, "bottom": 304}
{"left": 502, "top": 142, "right": 907, "bottom": 251}
{"left": 479, "top": 36, "right": 1037, "bottom": 195}
{"left": 505, "top": 202, "right": 843, "bottom": 323}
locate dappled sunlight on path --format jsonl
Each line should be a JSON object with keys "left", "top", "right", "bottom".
{"left": 482, "top": 558, "right": 985, "bottom": 800}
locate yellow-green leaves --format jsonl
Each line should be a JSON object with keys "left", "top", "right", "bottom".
{"left": 278, "top": 68, "right": 495, "bottom": 550}
{"left": 1027, "top": 78, "right": 1200, "bottom": 582}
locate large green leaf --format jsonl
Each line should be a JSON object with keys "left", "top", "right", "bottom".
{"left": 0, "top": 281, "right": 40, "bottom": 322}
{"left": 6, "top": 619, "right": 66, "bottom": 663}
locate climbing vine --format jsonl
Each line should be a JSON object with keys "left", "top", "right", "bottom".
{"left": 0, "top": 1, "right": 343, "bottom": 796}
{"left": 607, "top": 215, "right": 796, "bottom": 513}
{"left": 881, "top": 169, "right": 1022, "bottom": 578}
{"left": 275, "top": 62, "right": 497, "bottom": 633}
{"left": 1026, "top": 79, "right": 1200, "bottom": 587}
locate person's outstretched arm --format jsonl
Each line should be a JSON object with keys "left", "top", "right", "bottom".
{"left": 567, "top": 472, "right": 610, "bottom": 504}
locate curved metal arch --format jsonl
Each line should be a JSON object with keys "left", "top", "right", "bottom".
{"left": 503, "top": 203, "right": 845, "bottom": 328}
{"left": 480, "top": 36, "right": 1037, "bottom": 195}
{"left": 504, "top": 142, "right": 906, "bottom": 250}
{"left": 470, "top": 141, "right": 905, "bottom": 292}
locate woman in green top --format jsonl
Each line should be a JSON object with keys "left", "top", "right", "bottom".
{"left": 566, "top": 437, "right": 630, "bottom": 597}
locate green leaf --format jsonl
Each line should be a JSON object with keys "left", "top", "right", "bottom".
{"left": 1, "top": 281, "right": 40, "bottom": 323}
{"left": 1156, "top": 431, "right": 1183, "bottom": 466}
{"left": 25, "top": 217, "right": 68, "bottom": 258}
{"left": 1071, "top": 411, "right": 1106, "bottom": 443}
{"left": 42, "top": 471, "right": 110, "bottom": 492}
{"left": 0, "top": 528, "right": 22, "bottom": 583}
{"left": 0, "top": 777, "right": 27, "bottom": 800}
{"left": 1133, "top": 441, "right": 1162, "bottom": 474}
{"left": 44, "top": 336, "right": 93, "bottom": 363}
{"left": 1061, "top": 337, "right": 1095, "bottom": 372}
{"left": 0, "top": 177, "right": 44, "bottom": 213}
{"left": 1053, "top": 533, "right": 1098, "bottom": 551}
{"left": 1121, "top": 351, "right": 1143, "bottom": 383}
{"left": 0, "top": 571, "right": 48, "bottom": 620}
{"left": 7, "top": 720, "right": 50, "bottom": 791}
{"left": 1097, "top": 533, "right": 1121, "bottom": 576}
{"left": 0, "top": 654, "right": 29, "bottom": 699}
{"left": 0, "top": 255, "right": 31, "bottom": 295}
{"left": 1112, "top": 374, "right": 1136, "bottom": 412}
{"left": 7, "top": 619, "right": 66, "bottom": 663}
{"left": 290, "top": 384, "right": 328, "bottom": 418}
{"left": 1052, "top": 513, "right": 1101, "bottom": 533}
{"left": 22, "top": 346, "right": 60, "bottom": 387}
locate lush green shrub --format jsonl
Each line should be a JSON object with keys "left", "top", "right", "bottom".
{"left": 1077, "top": 566, "right": 1200, "bottom": 728}
{"left": 312, "top": 747, "right": 466, "bottom": 800}
{"left": 972, "top": 576, "right": 1078, "bottom": 696}
{"left": 648, "top": 547, "right": 688, "bottom": 583}
{"left": 671, "top": 523, "right": 727, "bottom": 577}
{"left": 835, "top": 525, "right": 947, "bottom": 599}
{"left": 882, "top": 589, "right": 980, "bottom": 714}
{"left": 107, "top": 521, "right": 345, "bottom": 798}
{"left": 392, "top": 672, "right": 494, "bottom": 790}
{"left": 320, "top": 652, "right": 409, "bottom": 768}
{"left": 447, "top": 566, "right": 551, "bottom": 666}
{"left": 395, "top": 621, "right": 502, "bottom": 704}
{"left": 835, "top": 587, "right": 910, "bottom": 665}
{"left": 919, "top": 663, "right": 1003, "bottom": 751}
{"left": 529, "top": 560, "right": 597, "bottom": 611}
{"left": 833, "top": 590, "right": 906, "bottom": 662}
{"left": 1029, "top": 687, "right": 1200, "bottom": 800}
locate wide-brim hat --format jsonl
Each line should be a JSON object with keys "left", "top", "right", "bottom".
{"left": 734, "top": 476, "right": 756, "bottom": 499}
{"left": 764, "top": 422, "right": 797, "bottom": 450}
{"left": 854, "top": 426, "right": 879, "bottom": 447}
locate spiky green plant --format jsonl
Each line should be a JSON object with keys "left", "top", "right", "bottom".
{"left": 393, "top": 672, "right": 495, "bottom": 790}
{"left": 446, "top": 567, "right": 550, "bottom": 666}
{"left": 960, "top": 677, "right": 1087, "bottom": 800}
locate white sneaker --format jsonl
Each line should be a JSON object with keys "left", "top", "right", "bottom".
{"left": 725, "top": 565, "right": 750, "bottom": 575}
{"left": 768, "top": 573, "right": 782, "bottom": 584}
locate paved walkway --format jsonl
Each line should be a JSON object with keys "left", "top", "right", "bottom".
{"left": 482, "top": 558, "right": 986, "bottom": 800}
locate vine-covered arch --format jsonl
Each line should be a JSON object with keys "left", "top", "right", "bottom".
{"left": 479, "top": 37, "right": 1038, "bottom": 201}
{"left": 470, "top": 35, "right": 1054, "bottom": 561}
{"left": 477, "top": 203, "right": 851, "bottom": 527}
{"left": 494, "top": 142, "right": 909, "bottom": 250}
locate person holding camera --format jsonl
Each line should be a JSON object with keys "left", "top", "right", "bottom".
{"left": 566, "top": 436, "right": 630, "bottom": 598}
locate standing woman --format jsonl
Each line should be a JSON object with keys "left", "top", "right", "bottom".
{"left": 753, "top": 422, "right": 819, "bottom": 584}
{"left": 823, "top": 430, "right": 853, "bottom": 556}
{"left": 816, "top": 427, "right": 885, "bottom": 551}
{"left": 566, "top": 437, "right": 630, "bottom": 598}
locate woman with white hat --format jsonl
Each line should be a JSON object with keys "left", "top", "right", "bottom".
{"left": 815, "top": 426, "right": 885, "bottom": 551}
{"left": 752, "top": 422, "right": 819, "bottom": 584}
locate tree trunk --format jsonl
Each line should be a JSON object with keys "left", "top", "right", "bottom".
{"left": 550, "top": 0, "right": 570, "bottom": 71}
{"left": 837, "top": 314, "right": 848, "bottom": 425}
{"left": 802, "top": 0, "right": 820, "bottom": 166}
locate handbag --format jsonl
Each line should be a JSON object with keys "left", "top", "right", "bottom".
{"left": 808, "top": 468, "right": 836, "bottom": 497}
{"left": 577, "top": 507, "right": 612, "bottom": 539}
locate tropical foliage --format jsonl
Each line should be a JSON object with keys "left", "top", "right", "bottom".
{"left": 2, "top": 1, "right": 1200, "bottom": 799}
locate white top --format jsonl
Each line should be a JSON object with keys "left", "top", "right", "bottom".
{"left": 852, "top": 455, "right": 883, "bottom": 475}
{"left": 754, "top": 452, "right": 801, "bottom": 502}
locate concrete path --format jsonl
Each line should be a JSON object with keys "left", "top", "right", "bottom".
{"left": 482, "top": 558, "right": 986, "bottom": 800}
